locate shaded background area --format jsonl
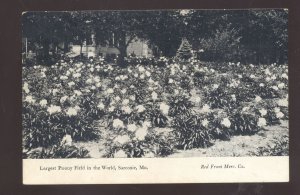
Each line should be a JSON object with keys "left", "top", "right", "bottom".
{"left": 0, "top": 0, "right": 300, "bottom": 195}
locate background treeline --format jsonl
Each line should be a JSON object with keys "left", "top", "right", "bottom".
{"left": 22, "top": 9, "right": 288, "bottom": 65}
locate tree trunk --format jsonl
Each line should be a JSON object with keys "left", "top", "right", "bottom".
{"left": 117, "top": 46, "right": 127, "bottom": 67}
{"left": 117, "top": 32, "right": 128, "bottom": 67}
{"left": 80, "top": 43, "right": 83, "bottom": 57}
{"left": 41, "top": 39, "right": 50, "bottom": 64}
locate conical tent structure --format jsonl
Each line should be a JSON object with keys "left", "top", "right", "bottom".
{"left": 176, "top": 38, "right": 193, "bottom": 60}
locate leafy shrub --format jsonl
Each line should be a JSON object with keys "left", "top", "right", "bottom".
{"left": 23, "top": 143, "right": 90, "bottom": 159}
{"left": 104, "top": 131, "right": 175, "bottom": 158}
{"left": 172, "top": 115, "right": 213, "bottom": 150}
{"left": 249, "top": 135, "right": 289, "bottom": 156}
{"left": 23, "top": 103, "right": 65, "bottom": 149}
{"left": 168, "top": 95, "right": 193, "bottom": 117}
{"left": 231, "top": 113, "right": 259, "bottom": 135}
{"left": 150, "top": 109, "right": 168, "bottom": 128}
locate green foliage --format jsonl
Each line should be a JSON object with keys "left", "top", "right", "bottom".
{"left": 168, "top": 95, "right": 193, "bottom": 117}
{"left": 249, "top": 135, "right": 289, "bottom": 156}
{"left": 172, "top": 115, "right": 213, "bottom": 150}
{"left": 23, "top": 144, "right": 90, "bottom": 159}
{"left": 231, "top": 113, "right": 259, "bottom": 135}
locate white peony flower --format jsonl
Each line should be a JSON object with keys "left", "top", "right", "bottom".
{"left": 60, "top": 75, "right": 68, "bottom": 80}
{"left": 259, "top": 109, "right": 267, "bottom": 116}
{"left": 25, "top": 95, "right": 35, "bottom": 104}
{"left": 108, "top": 106, "right": 115, "bottom": 112}
{"left": 201, "top": 119, "right": 209, "bottom": 127}
{"left": 231, "top": 94, "right": 236, "bottom": 101}
{"left": 60, "top": 96, "right": 68, "bottom": 103}
{"left": 86, "top": 78, "right": 93, "bottom": 84}
{"left": 73, "top": 73, "right": 81, "bottom": 78}
{"left": 61, "top": 134, "right": 72, "bottom": 146}
{"left": 121, "top": 106, "right": 132, "bottom": 114}
{"left": 250, "top": 74, "right": 255, "bottom": 79}
{"left": 145, "top": 71, "right": 151, "bottom": 77}
{"left": 135, "top": 126, "right": 148, "bottom": 140}
{"left": 274, "top": 107, "right": 281, "bottom": 113}
{"left": 114, "top": 149, "right": 127, "bottom": 158}
{"left": 52, "top": 89, "right": 59, "bottom": 96}
{"left": 140, "top": 74, "right": 145, "bottom": 79}
{"left": 148, "top": 78, "right": 154, "bottom": 84}
{"left": 202, "top": 104, "right": 211, "bottom": 112}
{"left": 159, "top": 102, "right": 170, "bottom": 115}
{"left": 121, "top": 89, "right": 127, "bottom": 94}
{"left": 255, "top": 96, "right": 262, "bottom": 102}
{"left": 174, "top": 89, "right": 179, "bottom": 95}
{"left": 106, "top": 88, "right": 114, "bottom": 94}
{"left": 68, "top": 81, "right": 75, "bottom": 87}
{"left": 112, "top": 119, "right": 124, "bottom": 129}
{"left": 23, "top": 82, "right": 30, "bottom": 93}
{"left": 193, "top": 96, "right": 201, "bottom": 104}
{"left": 115, "top": 96, "right": 121, "bottom": 102}
{"left": 91, "top": 86, "right": 96, "bottom": 90}
{"left": 138, "top": 66, "right": 145, "bottom": 72}
{"left": 74, "top": 90, "right": 82, "bottom": 96}
{"left": 39, "top": 99, "right": 47, "bottom": 107}
{"left": 257, "top": 117, "right": 267, "bottom": 127}
{"left": 281, "top": 73, "right": 288, "bottom": 79}
{"left": 122, "top": 99, "right": 130, "bottom": 105}
{"left": 142, "top": 121, "right": 152, "bottom": 128}
{"left": 278, "top": 83, "right": 285, "bottom": 89}
{"left": 129, "top": 95, "right": 136, "bottom": 101}
{"left": 272, "top": 86, "right": 279, "bottom": 91}
{"left": 168, "top": 78, "right": 174, "bottom": 84}
{"left": 136, "top": 105, "right": 146, "bottom": 113}
{"left": 134, "top": 73, "right": 139, "bottom": 78}
{"left": 127, "top": 124, "right": 138, "bottom": 132}
{"left": 221, "top": 118, "right": 231, "bottom": 128}
{"left": 47, "top": 105, "right": 61, "bottom": 114}
{"left": 278, "top": 98, "right": 288, "bottom": 107}
{"left": 96, "top": 82, "right": 101, "bottom": 88}
{"left": 114, "top": 135, "right": 130, "bottom": 145}
{"left": 265, "top": 68, "right": 271, "bottom": 75}
{"left": 151, "top": 91, "right": 158, "bottom": 101}
{"left": 94, "top": 76, "right": 100, "bottom": 83}
{"left": 276, "top": 112, "right": 284, "bottom": 119}
{"left": 212, "top": 84, "right": 219, "bottom": 89}
{"left": 97, "top": 102, "right": 105, "bottom": 110}
{"left": 66, "top": 107, "right": 78, "bottom": 116}
{"left": 259, "top": 83, "right": 265, "bottom": 87}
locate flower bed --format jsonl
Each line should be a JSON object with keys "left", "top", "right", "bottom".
{"left": 22, "top": 59, "right": 288, "bottom": 158}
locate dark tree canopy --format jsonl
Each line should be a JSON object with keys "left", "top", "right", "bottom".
{"left": 22, "top": 9, "right": 288, "bottom": 65}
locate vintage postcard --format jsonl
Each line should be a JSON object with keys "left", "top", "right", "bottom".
{"left": 22, "top": 9, "right": 289, "bottom": 184}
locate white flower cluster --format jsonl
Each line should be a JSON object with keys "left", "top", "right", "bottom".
{"left": 257, "top": 118, "right": 267, "bottom": 127}
{"left": 47, "top": 105, "right": 62, "bottom": 115}
{"left": 221, "top": 118, "right": 231, "bottom": 128}
{"left": 112, "top": 119, "right": 124, "bottom": 129}
{"left": 159, "top": 102, "right": 170, "bottom": 115}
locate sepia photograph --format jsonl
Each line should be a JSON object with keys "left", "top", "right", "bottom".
{"left": 22, "top": 9, "right": 288, "bottom": 160}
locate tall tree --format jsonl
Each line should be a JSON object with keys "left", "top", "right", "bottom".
{"left": 22, "top": 12, "right": 72, "bottom": 64}
{"left": 93, "top": 11, "right": 149, "bottom": 66}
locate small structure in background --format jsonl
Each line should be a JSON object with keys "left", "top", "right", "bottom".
{"left": 70, "top": 33, "right": 153, "bottom": 60}
{"left": 176, "top": 38, "right": 193, "bottom": 61}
